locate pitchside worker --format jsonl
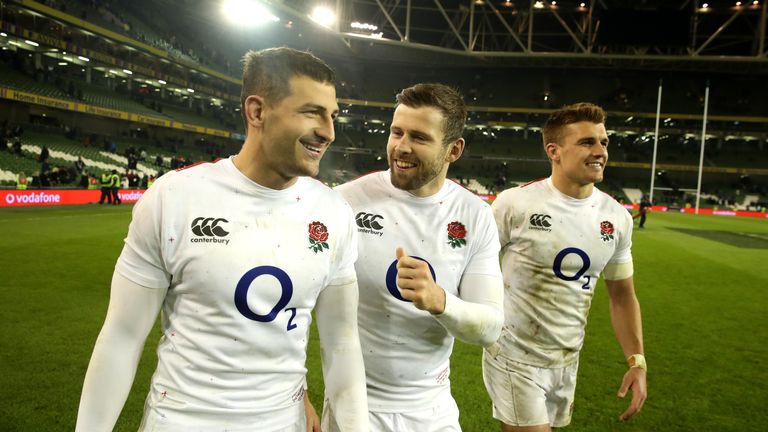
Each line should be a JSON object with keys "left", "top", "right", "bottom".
{"left": 331, "top": 83, "right": 504, "bottom": 431}
{"left": 76, "top": 47, "right": 368, "bottom": 432}
{"left": 484, "top": 103, "right": 646, "bottom": 431}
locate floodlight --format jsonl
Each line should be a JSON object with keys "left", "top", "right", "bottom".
{"left": 310, "top": 5, "right": 336, "bottom": 28}
{"left": 25, "top": 40, "right": 39, "bottom": 46}
{"left": 222, "top": 0, "right": 279, "bottom": 26}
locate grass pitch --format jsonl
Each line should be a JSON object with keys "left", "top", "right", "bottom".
{"left": 1, "top": 205, "right": 766, "bottom": 431}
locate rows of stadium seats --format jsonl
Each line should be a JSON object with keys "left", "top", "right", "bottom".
{"left": 0, "top": 63, "right": 74, "bottom": 101}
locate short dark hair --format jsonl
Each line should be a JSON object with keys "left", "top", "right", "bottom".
{"left": 240, "top": 47, "right": 336, "bottom": 130}
{"left": 395, "top": 83, "right": 466, "bottom": 145}
{"left": 542, "top": 102, "right": 606, "bottom": 147}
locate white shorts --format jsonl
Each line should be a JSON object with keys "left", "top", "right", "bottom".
{"left": 351, "top": 390, "right": 461, "bottom": 432}
{"left": 482, "top": 348, "right": 578, "bottom": 428}
{"left": 139, "top": 402, "right": 306, "bottom": 432}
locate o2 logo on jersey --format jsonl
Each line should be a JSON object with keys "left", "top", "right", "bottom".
{"left": 385, "top": 257, "right": 436, "bottom": 302}
{"left": 234, "top": 266, "right": 298, "bottom": 331}
{"left": 552, "top": 247, "right": 592, "bottom": 290}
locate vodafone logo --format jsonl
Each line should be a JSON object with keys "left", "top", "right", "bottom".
{"left": 4, "top": 191, "right": 61, "bottom": 205}
{"left": 118, "top": 191, "right": 144, "bottom": 201}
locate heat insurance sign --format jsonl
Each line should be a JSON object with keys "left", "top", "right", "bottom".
{"left": 0, "top": 190, "right": 145, "bottom": 207}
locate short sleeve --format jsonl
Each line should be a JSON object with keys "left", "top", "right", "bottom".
{"left": 608, "top": 208, "right": 633, "bottom": 264}
{"left": 491, "top": 189, "right": 514, "bottom": 249}
{"left": 327, "top": 199, "right": 358, "bottom": 286}
{"left": 463, "top": 204, "right": 503, "bottom": 278}
{"left": 114, "top": 180, "right": 172, "bottom": 288}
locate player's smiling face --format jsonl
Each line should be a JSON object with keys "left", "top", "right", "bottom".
{"left": 260, "top": 75, "right": 339, "bottom": 181}
{"left": 550, "top": 121, "right": 609, "bottom": 188}
{"left": 387, "top": 104, "right": 453, "bottom": 197}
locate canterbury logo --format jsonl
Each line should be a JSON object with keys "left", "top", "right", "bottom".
{"left": 191, "top": 217, "right": 230, "bottom": 237}
{"left": 529, "top": 214, "right": 552, "bottom": 228}
{"left": 356, "top": 212, "right": 384, "bottom": 230}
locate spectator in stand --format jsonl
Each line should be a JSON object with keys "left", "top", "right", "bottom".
{"left": 74, "top": 156, "right": 85, "bottom": 173}
{"left": 39, "top": 146, "right": 50, "bottom": 163}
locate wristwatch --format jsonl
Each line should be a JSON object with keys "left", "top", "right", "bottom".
{"left": 627, "top": 354, "right": 647, "bottom": 371}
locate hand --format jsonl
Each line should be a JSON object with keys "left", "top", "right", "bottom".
{"left": 304, "top": 392, "right": 320, "bottom": 432}
{"left": 395, "top": 247, "right": 446, "bottom": 314}
{"left": 617, "top": 367, "right": 647, "bottom": 422}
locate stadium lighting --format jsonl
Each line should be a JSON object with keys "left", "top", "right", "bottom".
{"left": 58, "top": 62, "right": 67, "bottom": 66}
{"left": 702, "top": 3, "right": 709, "bottom": 8}
{"left": 122, "top": 69, "right": 133, "bottom": 75}
{"left": 310, "top": 5, "right": 336, "bottom": 28}
{"left": 158, "top": 79, "right": 167, "bottom": 85}
{"left": 25, "top": 40, "right": 39, "bottom": 47}
{"left": 78, "top": 55, "right": 90, "bottom": 62}
{"left": 187, "top": 88, "right": 195, "bottom": 93}
{"left": 0, "top": 32, "right": 7, "bottom": 37}
{"left": 222, "top": 0, "right": 279, "bottom": 26}
{"left": 351, "top": 22, "right": 378, "bottom": 31}
{"left": 534, "top": 1, "right": 545, "bottom": 8}
{"left": 736, "top": 1, "right": 742, "bottom": 5}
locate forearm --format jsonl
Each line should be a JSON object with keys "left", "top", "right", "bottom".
{"left": 316, "top": 281, "right": 368, "bottom": 431}
{"left": 433, "top": 273, "right": 504, "bottom": 346}
{"left": 433, "top": 290, "right": 503, "bottom": 346}
{"left": 607, "top": 279, "right": 644, "bottom": 357}
{"left": 75, "top": 332, "right": 146, "bottom": 431}
{"left": 76, "top": 272, "right": 165, "bottom": 432}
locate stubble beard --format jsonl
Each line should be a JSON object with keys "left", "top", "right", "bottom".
{"left": 389, "top": 152, "right": 446, "bottom": 192}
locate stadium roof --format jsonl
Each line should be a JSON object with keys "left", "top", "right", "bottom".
{"left": 145, "top": 0, "right": 768, "bottom": 73}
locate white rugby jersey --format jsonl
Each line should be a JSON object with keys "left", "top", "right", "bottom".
{"left": 336, "top": 171, "right": 501, "bottom": 412}
{"left": 115, "top": 157, "right": 357, "bottom": 425}
{"left": 492, "top": 177, "right": 633, "bottom": 368}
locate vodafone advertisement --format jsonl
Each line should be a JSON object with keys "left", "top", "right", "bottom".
{"left": 1, "top": 189, "right": 145, "bottom": 207}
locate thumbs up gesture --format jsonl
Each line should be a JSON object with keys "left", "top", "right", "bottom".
{"left": 395, "top": 247, "right": 446, "bottom": 314}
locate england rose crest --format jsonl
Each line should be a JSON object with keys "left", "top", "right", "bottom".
{"left": 600, "top": 220, "right": 615, "bottom": 242}
{"left": 308, "top": 221, "right": 330, "bottom": 253}
{"left": 447, "top": 221, "right": 467, "bottom": 249}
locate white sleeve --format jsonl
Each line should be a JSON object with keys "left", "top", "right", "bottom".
{"left": 491, "top": 189, "right": 515, "bottom": 250}
{"left": 433, "top": 273, "right": 504, "bottom": 347}
{"left": 315, "top": 280, "right": 369, "bottom": 432}
{"left": 609, "top": 207, "right": 634, "bottom": 264}
{"left": 75, "top": 272, "right": 166, "bottom": 432}
{"left": 327, "top": 200, "right": 359, "bottom": 287}
{"left": 464, "top": 203, "right": 503, "bottom": 278}
{"left": 115, "top": 177, "right": 171, "bottom": 288}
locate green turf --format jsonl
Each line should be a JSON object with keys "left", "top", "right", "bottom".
{"left": 1, "top": 206, "right": 766, "bottom": 431}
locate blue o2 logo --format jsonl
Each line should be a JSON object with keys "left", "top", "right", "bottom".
{"left": 234, "top": 265, "right": 298, "bottom": 330}
{"left": 385, "top": 257, "right": 436, "bottom": 302}
{"left": 552, "top": 247, "right": 592, "bottom": 290}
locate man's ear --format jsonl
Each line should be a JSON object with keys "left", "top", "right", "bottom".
{"left": 545, "top": 142, "right": 560, "bottom": 162}
{"left": 446, "top": 137, "right": 465, "bottom": 163}
{"left": 244, "top": 95, "right": 266, "bottom": 129}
